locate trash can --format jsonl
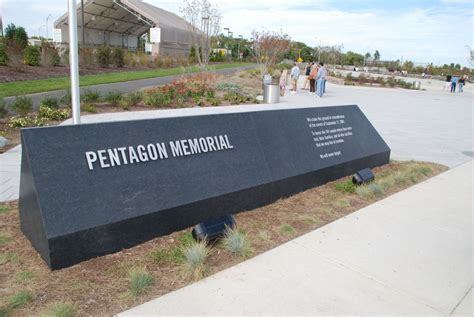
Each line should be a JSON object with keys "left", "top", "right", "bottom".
{"left": 413, "top": 81, "right": 421, "bottom": 90}
{"left": 263, "top": 84, "right": 280, "bottom": 104}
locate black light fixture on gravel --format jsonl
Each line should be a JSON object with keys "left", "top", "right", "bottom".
{"left": 192, "top": 214, "right": 236, "bottom": 242}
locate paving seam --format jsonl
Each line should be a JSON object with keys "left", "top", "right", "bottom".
{"left": 449, "top": 286, "right": 473, "bottom": 316}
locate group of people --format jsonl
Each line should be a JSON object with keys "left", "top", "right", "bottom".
{"left": 444, "top": 74, "right": 467, "bottom": 93}
{"left": 280, "top": 62, "right": 328, "bottom": 98}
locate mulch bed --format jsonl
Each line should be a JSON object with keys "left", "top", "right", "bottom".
{"left": 0, "top": 161, "right": 447, "bottom": 316}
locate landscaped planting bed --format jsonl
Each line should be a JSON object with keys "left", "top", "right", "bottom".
{"left": 0, "top": 161, "right": 446, "bottom": 316}
{"left": 0, "top": 69, "right": 263, "bottom": 153}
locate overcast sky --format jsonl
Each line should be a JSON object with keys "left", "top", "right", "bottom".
{"left": 1, "top": 0, "right": 472, "bottom": 66}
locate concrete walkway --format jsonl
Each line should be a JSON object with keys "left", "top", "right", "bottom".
{"left": 119, "top": 160, "right": 473, "bottom": 316}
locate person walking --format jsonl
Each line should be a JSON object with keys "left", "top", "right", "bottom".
{"left": 450, "top": 74, "right": 459, "bottom": 93}
{"left": 290, "top": 63, "right": 300, "bottom": 94}
{"left": 309, "top": 64, "right": 318, "bottom": 94}
{"left": 316, "top": 62, "right": 327, "bottom": 98}
{"left": 458, "top": 75, "right": 466, "bottom": 93}
{"left": 302, "top": 62, "right": 312, "bottom": 90}
{"left": 444, "top": 74, "right": 452, "bottom": 91}
{"left": 279, "top": 69, "right": 288, "bottom": 96}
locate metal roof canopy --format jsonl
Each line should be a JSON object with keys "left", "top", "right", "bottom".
{"left": 54, "top": 0, "right": 192, "bottom": 37}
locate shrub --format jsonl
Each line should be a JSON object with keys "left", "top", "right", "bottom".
{"left": 9, "top": 290, "right": 33, "bottom": 309}
{"left": 216, "top": 82, "right": 241, "bottom": 92}
{"left": 335, "top": 179, "right": 356, "bottom": 193}
{"left": 82, "top": 103, "right": 97, "bottom": 113}
{"left": 222, "top": 227, "right": 252, "bottom": 257}
{"left": 79, "top": 46, "right": 94, "bottom": 67}
{"left": 40, "top": 96, "right": 60, "bottom": 109}
{"left": 128, "top": 268, "right": 153, "bottom": 297}
{"left": 144, "top": 91, "right": 172, "bottom": 107}
{"left": 49, "top": 48, "right": 61, "bottom": 66}
{"left": 96, "top": 46, "right": 111, "bottom": 67}
{"left": 0, "top": 41, "right": 8, "bottom": 65}
{"left": 223, "top": 92, "right": 256, "bottom": 105}
{"left": 119, "top": 92, "right": 142, "bottom": 110}
{"left": 38, "top": 106, "right": 70, "bottom": 121}
{"left": 0, "top": 98, "right": 7, "bottom": 118}
{"left": 182, "top": 240, "right": 210, "bottom": 280}
{"left": 112, "top": 48, "right": 125, "bottom": 67}
{"left": 104, "top": 91, "right": 123, "bottom": 106}
{"left": 60, "top": 90, "right": 72, "bottom": 106}
{"left": 81, "top": 89, "right": 101, "bottom": 103}
{"left": 40, "top": 302, "right": 75, "bottom": 317}
{"left": 12, "top": 95, "right": 32, "bottom": 116}
{"left": 8, "top": 115, "right": 47, "bottom": 128}
{"left": 23, "top": 45, "right": 41, "bottom": 66}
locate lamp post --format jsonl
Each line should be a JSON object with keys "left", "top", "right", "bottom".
{"left": 202, "top": 16, "right": 210, "bottom": 64}
{"left": 237, "top": 34, "right": 243, "bottom": 60}
{"left": 68, "top": 0, "right": 81, "bottom": 124}
{"left": 46, "top": 14, "right": 51, "bottom": 39}
{"left": 315, "top": 37, "right": 321, "bottom": 62}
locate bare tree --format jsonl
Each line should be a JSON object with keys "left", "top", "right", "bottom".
{"left": 181, "top": 0, "right": 221, "bottom": 69}
{"left": 251, "top": 29, "right": 290, "bottom": 76}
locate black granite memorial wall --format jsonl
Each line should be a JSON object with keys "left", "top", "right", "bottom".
{"left": 19, "top": 105, "right": 390, "bottom": 269}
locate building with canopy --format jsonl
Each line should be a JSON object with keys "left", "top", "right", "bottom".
{"left": 53, "top": 0, "right": 193, "bottom": 56}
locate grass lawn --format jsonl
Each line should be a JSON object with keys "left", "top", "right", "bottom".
{"left": 0, "top": 63, "right": 253, "bottom": 99}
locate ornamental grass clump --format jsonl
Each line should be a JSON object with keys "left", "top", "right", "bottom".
{"left": 182, "top": 240, "right": 210, "bottom": 280}
{"left": 128, "top": 267, "right": 154, "bottom": 297}
{"left": 222, "top": 227, "right": 252, "bottom": 258}
{"left": 40, "top": 301, "right": 75, "bottom": 317}
{"left": 8, "top": 290, "right": 33, "bottom": 309}
{"left": 12, "top": 95, "right": 32, "bottom": 116}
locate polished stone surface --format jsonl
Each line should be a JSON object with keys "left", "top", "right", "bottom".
{"left": 19, "top": 105, "right": 389, "bottom": 269}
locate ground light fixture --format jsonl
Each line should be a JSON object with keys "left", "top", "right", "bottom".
{"left": 352, "top": 168, "right": 375, "bottom": 185}
{"left": 192, "top": 214, "right": 236, "bottom": 242}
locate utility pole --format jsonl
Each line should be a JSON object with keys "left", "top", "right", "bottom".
{"left": 0, "top": 15, "right": 3, "bottom": 37}
{"left": 68, "top": 0, "right": 81, "bottom": 124}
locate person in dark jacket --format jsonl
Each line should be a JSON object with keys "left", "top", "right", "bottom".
{"left": 444, "top": 74, "right": 452, "bottom": 91}
{"left": 458, "top": 76, "right": 466, "bottom": 93}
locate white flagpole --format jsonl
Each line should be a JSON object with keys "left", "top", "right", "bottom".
{"left": 68, "top": 0, "right": 81, "bottom": 124}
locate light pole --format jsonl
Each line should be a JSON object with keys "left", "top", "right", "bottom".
{"left": 46, "top": 14, "right": 52, "bottom": 39}
{"left": 68, "top": 0, "right": 81, "bottom": 124}
{"left": 237, "top": 34, "right": 243, "bottom": 60}
{"left": 202, "top": 16, "right": 210, "bottom": 64}
{"left": 315, "top": 37, "right": 322, "bottom": 62}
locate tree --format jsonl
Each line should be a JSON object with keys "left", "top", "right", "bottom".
{"left": 5, "top": 23, "right": 28, "bottom": 48}
{"left": 364, "top": 52, "right": 371, "bottom": 59}
{"left": 181, "top": 0, "right": 221, "bottom": 69}
{"left": 403, "top": 60, "right": 414, "bottom": 72}
{"left": 341, "top": 51, "right": 364, "bottom": 66}
{"left": 251, "top": 29, "right": 290, "bottom": 75}
{"left": 374, "top": 50, "right": 380, "bottom": 61}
